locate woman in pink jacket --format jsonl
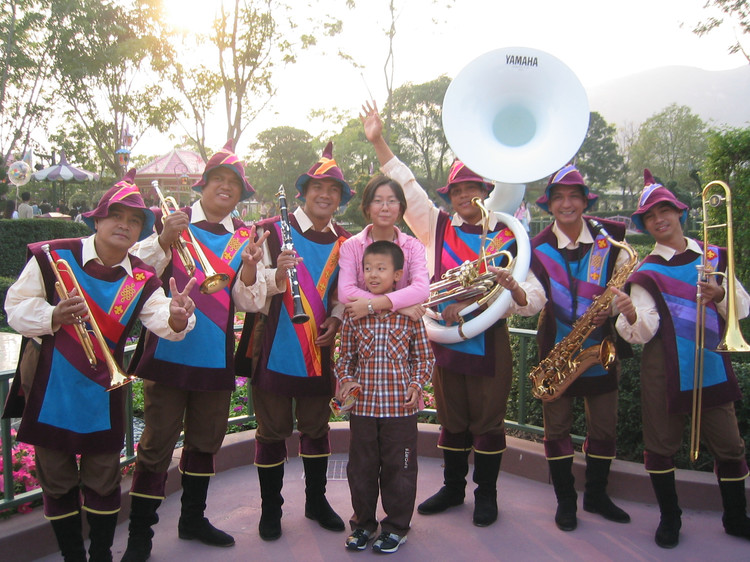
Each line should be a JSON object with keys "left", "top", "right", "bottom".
{"left": 338, "top": 174, "right": 430, "bottom": 321}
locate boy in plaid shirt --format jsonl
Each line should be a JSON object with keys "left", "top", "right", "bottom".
{"left": 335, "top": 241, "right": 434, "bottom": 554}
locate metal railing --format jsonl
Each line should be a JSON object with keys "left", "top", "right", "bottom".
{"left": 1, "top": 328, "right": 549, "bottom": 513}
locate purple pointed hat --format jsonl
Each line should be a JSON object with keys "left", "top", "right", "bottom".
{"left": 82, "top": 168, "right": 155, "bottom": 241}
{"left": 631, "top": 169, "right": 688, "bottom": 233}
{"left": 192, "top": 139, "right": 254, "bottom": 201}
{"left": 535, "top": 163, "right": 598, "bottom": 214}
{"left": 436, "top": 160, "right": 493, "bottom": 204}
{"left": 294, "top": 141, "right": 354, "bottom": 206}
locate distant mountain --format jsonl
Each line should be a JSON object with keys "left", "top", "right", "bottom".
{"left": 587, "top": 65, "right": 750, "bottom": 130}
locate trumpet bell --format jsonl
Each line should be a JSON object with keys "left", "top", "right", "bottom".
{"left": 106, "top": 371, "right": 136, "bottom": 392}
{"left": 442, "top": 46, "right": 589, "bottom": 184}
{"left": 200, "top": 273, "right": 231, "bottom": 295}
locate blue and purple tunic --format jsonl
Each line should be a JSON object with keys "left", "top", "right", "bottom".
{"left": 627, "top": 243, "right": 741, "bottom": 414}
{"left": 241, "top": 214, "right": 350, "bottom": 398}
{"left": 531, "top": 218, "right": 626, "bottom": 396}
{"left": 133, "top": 208, "right": 253, "bottom": 391}
{"left": 11, "top": 238, "right": 160, "bottom": 454}
{"left": 430, "top": 211, "right": 519, "bottom": 377}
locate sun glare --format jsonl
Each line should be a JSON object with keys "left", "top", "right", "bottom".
{"left": 162, "top": 0, "right": 216, "bottom": 34}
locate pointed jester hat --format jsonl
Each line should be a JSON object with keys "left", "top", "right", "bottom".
{"left": 535, "top": 163, "right": 598, "bottom": 214}
{"left": 82, "top": 168, "right": 155, "bottom": 241}
{"left": 192, "top": 139, "right": 255, "bottom": 201}
{"left": 294, "top": 141, "right": 354, "bottom": 207}
{"left": 631, "top": 169, "right": 688, "bottom": 233}
{"left": 435, "top": 159, "right": 494, "bottom": 204}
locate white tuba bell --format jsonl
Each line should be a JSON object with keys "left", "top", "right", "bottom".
{"left": 427, "top": 47, "right": 590, "bottom": 344}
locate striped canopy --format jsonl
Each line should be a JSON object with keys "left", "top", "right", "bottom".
{"left": 32, "top": 150, "right": 99, "bottom": 182}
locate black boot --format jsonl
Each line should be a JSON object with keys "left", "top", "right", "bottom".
{"left": 50, "top": 513, "right": 87, "bottom": 562}
{"left": 418, "top": 449, "right": 470, "bottom": 515}
{"left": 87, "top": 511, "right": 118, "bottom": 562}
{"left": 582, "top": 456, "right": 631, "bottom": 523}
{"left": 719, "top": 479, "right": 750, "bottom": 539}
{"left": 472, "top": 452, "right": 502, "bottom": 527}
{"left": 548, "top": 457, "right": 577, "bottom": 532}
{"left": 649, "top": 472, "right": 682, "bottom": 548}
{"left": 120, "top": 496, "right": 161, "bottom": 562}
{"left": 177, "top": 474, "right": 234, "bottom": 547}
{"left": 257, "top": 464, "right": 284, "bottom": 541}
{"left": 303, "top": 456, "right": 345, "bottom": 531}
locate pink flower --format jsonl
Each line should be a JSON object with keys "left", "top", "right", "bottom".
{"left": 233, "top": 406, "right": 243, "bottom": 412}
{"left": 17, "top": 503, "right": 33, "bottom": 514}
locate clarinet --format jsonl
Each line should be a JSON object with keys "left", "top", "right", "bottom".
{"left": 277, "top": 185, "right": 310, "bottom": 324}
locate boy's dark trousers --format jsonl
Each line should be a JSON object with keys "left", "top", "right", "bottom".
{"left": 347, "top": 414, "right": 418, "bottom": 536}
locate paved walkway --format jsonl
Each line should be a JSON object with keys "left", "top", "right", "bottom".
{"left": 25, "top": 451, "right": 750, "bottom": 562}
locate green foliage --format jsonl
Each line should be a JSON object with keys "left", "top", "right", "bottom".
{"left": 0, "top": 0, "right": 55, "bottom": 165}
{"left": 0, "top": 218, "right": 90, "bottom": 278}
{"left": 576, "top": 112, "right": 625, "bottom": 189}
{"left": 629, "top": 104, "right": 708, "bottom": 207}
{"left": 0, "top": 276, "right": 16, "bottom": 331}
{"left": 246, "top": 127, "right": 318, "bottom": 205}
{"left": 45, "top": 0, "right": 181, "bottom": 176}
{"left": 702, "top": 127, "right": 750, "bottom": 284}
{"left": 386, "top": 76, "right": 452, "bottom": 193}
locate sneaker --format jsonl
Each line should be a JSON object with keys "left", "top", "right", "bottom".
{"left": 372, "top": 531, "right": 407, "bottom": 554}
{"left": 345, "top": 528, "right": 372, "bottom": 551}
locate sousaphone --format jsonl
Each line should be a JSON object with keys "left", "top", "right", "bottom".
{"left": 427, "top": 47, "right": 590, "bottom": 344}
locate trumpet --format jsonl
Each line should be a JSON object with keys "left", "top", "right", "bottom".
{"left": 690, "top": 180, "right": 750, "bottom": 461}
{"left": 42, "top": 244, "right": 134, "bottom": 391}
{"left": 151, "top": 181, "right": 230, "bottom": 295}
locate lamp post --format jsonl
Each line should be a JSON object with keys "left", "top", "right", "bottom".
{"left": 174, "top": 163, "right": 189, "bottom": 206}
{"left": 116, "top": 126, "right": 133, "bottom": 178}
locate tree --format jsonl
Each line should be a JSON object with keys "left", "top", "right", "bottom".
{"left": 575, "top": 112, "right": 625, "bottom": 193}
{"left": 385, "top": 76, "right": 452, "bottom": 194}
{"left": 701, "top": 127, "right": 750, "bottom": 282}
{"left": 628, "top": 104, "right": 708, "bottom": 206}
{"left": 45, "top": 0, "right": 181, "bottom": 178}
{"left": 158, "top": 0, "right": 352, "bottom": 159}
{"left": 245, "top": 126, "right": 317, "bottom": 205}
{"left": 693, "top": 0, "right": 750, "bottom": 62}
{"left": 0, "top": 0, "right": 56, "bottom": 168}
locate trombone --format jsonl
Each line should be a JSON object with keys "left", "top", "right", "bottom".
{"left": 42, "top": 244, "right": 134, "bottom": 391}
{"left": 690, "top": 180, "right": 750, "bottom": 461}
{"left": 151, "top": 181, "right": 230, "bottom": 295}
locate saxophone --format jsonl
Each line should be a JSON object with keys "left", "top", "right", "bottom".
{"left": 529, "top": 219, "right": 639, "bottom": 402}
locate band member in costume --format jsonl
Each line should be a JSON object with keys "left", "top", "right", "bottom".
{"left": 3, "top": 172, "right": 196, "bottom": 562}
{"left": 235, "top": 142, "right": 352, "bottom": 541}
{"left": 121, "top": 141, "right": 267, "bottom": 561}
{"left": 360, "top": 101, "right": 515, "bottom": 528}
{"left": 614, "top": 171, "right": 750, "bottom": 548}
{"left": 495, "top": 164, "right": 631, "bottom": 532}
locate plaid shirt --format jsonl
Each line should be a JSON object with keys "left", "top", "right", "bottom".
{"left": 335, "top": 311, "right": 434, "bottom": 418}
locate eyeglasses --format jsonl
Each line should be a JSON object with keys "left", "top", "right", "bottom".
{"left": 371, "top": 199, "right": 400, "bottom": 208}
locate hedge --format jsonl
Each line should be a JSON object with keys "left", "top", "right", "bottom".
{"left": 0, "top": 218, "right": 90, "bottom": 278}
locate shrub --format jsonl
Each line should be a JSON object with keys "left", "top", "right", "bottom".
{"left": 0, "top": 218, "right": 90, "bottom": 278}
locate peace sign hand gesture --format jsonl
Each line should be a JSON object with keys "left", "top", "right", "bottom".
{"left": 168, "top": 277, "right": 198, "bottom": 332}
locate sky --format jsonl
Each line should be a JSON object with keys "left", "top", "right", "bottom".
{"left": 144, "top": 0, "right": 748, "bottom": 157}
